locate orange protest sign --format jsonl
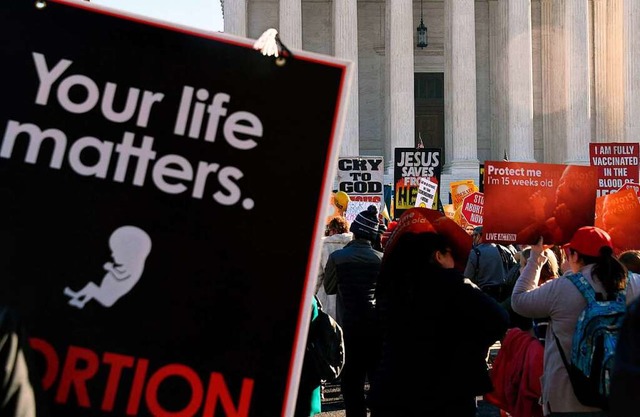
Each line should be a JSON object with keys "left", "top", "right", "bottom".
{"left": 617, "top": 182, "right": 640, "bottom": 201}
{"left": 450, "top": 180, "right": 478, "bottom": 211}
{"left": 443, "top": 203, "right": 455, "bottom": 219}
{"left": 595, "top": 189, "right": 640, "bottom": 255}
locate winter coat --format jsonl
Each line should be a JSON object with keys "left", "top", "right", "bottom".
{"left": 485, "top": 327, "right": 544, "bottom": 417}
{"left": 316, "top": 232, "right": 352, "bottom": 320}
{"left": 369, "top": 267, "right": 509, "bottom": 416}
{"left": 464, "top": 243, "right": 507, "bottom": 289}
{"left": 323, "top": 239, "right": 382, "bottom": 329}
{"left": 512, "top": 261, "right": 640, "bottom": 415}
{"left": 611, "top": 296, "right": 640, "bottom": 417}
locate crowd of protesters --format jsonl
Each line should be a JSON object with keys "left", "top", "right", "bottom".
{"left": 300, "top": 193, "right": 640, "bottom": 417}
{"left": 3, "top": 193, "right": 640, "bottom": 417}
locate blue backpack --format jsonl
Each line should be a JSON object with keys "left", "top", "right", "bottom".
{"left": 554, "top": 272, "right": 627, "bottom": 410}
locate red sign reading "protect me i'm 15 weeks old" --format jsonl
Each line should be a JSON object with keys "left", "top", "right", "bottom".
{"left": 482, "top": 161, "right": 598, "bottom": 245}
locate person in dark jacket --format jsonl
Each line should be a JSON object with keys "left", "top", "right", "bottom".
{"left": 324, "top": 205, "right": 383, "bottom": 417}
{"left": 369, "top": 223, "right": 509, "bottom": 417}
{"left": 610, "top": 295, "right": 640, "bottom": 417}
{"left": 464, "top": 226, "right": 512, "bottom": 301}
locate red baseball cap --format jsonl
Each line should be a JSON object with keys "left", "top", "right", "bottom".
{"left": 563, "top": 226, "right": 613, "bottom": 257}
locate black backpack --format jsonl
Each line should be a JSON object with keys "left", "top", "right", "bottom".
{"left": 305, "top": 296, "right": 345, "bottom": 382}
{"left": 496, "top": 244, "right": 519, "bottom": 273}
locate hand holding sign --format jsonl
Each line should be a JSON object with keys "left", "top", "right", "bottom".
{"left": 530, "top": 236, "right": 547, "bottom": 263}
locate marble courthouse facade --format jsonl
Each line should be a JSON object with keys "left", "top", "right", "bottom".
{"left": 223, "top": 0, "right": 640, "bottom": 203}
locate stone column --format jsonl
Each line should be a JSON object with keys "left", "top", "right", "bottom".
{"left": 623, "top": 1, "right": 640, "bottom": 142}
{"left": 565, "top": 1, "right": 590, "bottom": 164}
{"left": 606, "top": 0, "right": 624, "bottom": 142}
{"left": 334, "top": 0, "right": 359, "bottom": 156}
{"left": 384, "top": 0, "right": 415, "bottom": 175}
{"left": 489, "top": 0, "right": 508, "bottom": 161}
{"left": 594, "top": 0, "right": 624, "bottom": 143}
{"left": 593, "top": 0, "right": 607, "bottom": 142}
{"left": 279, "top": 0, "right": 302, "bottom": 49}
{"left": 443, "top": 0, "right": 478, "bottom": 179}
{"left": 223, "top": 0, "right": 247, "bottom": 37}
{"left": 541, "top": 0, "right": 566, "bottom": 163}
{"left": 506, "top": 0, "right": 534, "bottom": 161}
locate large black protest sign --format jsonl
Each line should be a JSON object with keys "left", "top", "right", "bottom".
{"left": 0, "top": 1, "right": 350, "bottom": 416}
{"left": 393, "top": 147, "right": 442, "bottom": 218}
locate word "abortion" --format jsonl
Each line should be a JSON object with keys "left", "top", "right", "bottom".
{"left": 29, "top": 337, "right": 254, "bottom": 417}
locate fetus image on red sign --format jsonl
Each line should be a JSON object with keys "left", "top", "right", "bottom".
{"left": 63, "top": 226, "right": 152, "bottom": 309}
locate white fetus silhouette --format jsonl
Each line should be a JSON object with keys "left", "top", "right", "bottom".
{"left": 63, "top": 226, "right": 152, "bottom": 309}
